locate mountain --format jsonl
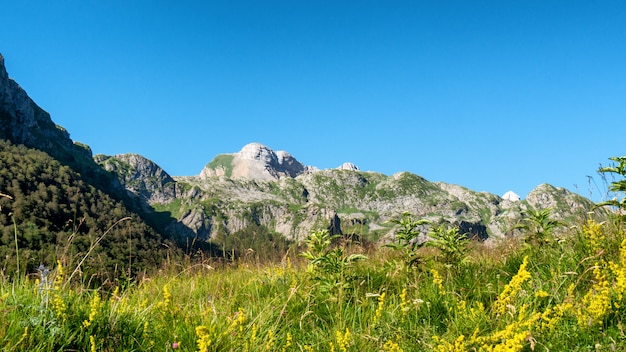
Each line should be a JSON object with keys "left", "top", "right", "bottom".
{"left": 200, "top": 142, "right": 315, "bottom": 180}
{"left": 0, "top": 54, "right": 179, "bottom": 279}
{"left": 102, "top": 142, "right": 595, "bottom": 246}
{"left": 0, "top": 53, "right": 597, "bottom": 269}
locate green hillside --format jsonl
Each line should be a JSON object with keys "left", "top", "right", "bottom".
{"left": 0, "top": 140, "right": 180, "bottom": 281}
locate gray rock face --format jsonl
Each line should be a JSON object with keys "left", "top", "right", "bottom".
{"left": 525, "top": 184, "right": 590, "bottom": 220}
{"left": 96, "top": 153, "right": 177, "bottom": 204}
{"left": 162, "top": 158, "right": 596, "bottom": 242}
{"left": 203, "top": 142, "right": 307, "bottom": 181}
{"left": 0, "top": 54, "right": 80, "bottom": 158}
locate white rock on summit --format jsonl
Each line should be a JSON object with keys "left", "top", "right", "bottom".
{"left": 502, "top": 191, "right": 521, "bottom": 201}
{"left": 337, "top": 162, "right": 359, "bottom": 171}
{"left": 229, "top": 142, "right": 307, "bottom": 180}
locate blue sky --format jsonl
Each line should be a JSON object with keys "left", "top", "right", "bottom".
{"left": 2, "top": 1, "right": 626, "bottom": 200}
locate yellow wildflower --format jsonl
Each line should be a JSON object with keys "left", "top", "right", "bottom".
{"left": 583, "top": 219, "right": 605, "bottom": 254}
{"left": 383, "top": 339, "right": 404, "bottom": 352}
{"left": 431, "top": 269, "right": 445, "bottom": 295}
{"left": 246, "top": 323, "right": 257, "bottom": 351}
{"left": 142, "top": 321, "right": 150, "bottom": 341}
{"left": 373, "top": 292, "right": 386, "bottom": 327}
{"left": 265, "top": 329, "right": 275, "bottom": 351}
{"left": 433, "top": 334, "right": 466, "bottom": 352}
{"left": 281, "top": 332, "right": 292, "bottom": 352}
{"left": 336, "top": 328, "right": 351, "bottom": 352}
{"left": 54, "top": 260, "right": 64, "bottom": 289}
{"left": 399, "top": 288, "right": 409, "bottom": 322}
{"left": 493, "top": 256, "right": 531, "bottom": 316}
{"left": 89, "top": 335, "right": 97, "bottom": 352}
{"left": 83, "top": 292, "right": 102, "bottom": 328}
{"left": 52, "top": 292, "right": 67, "bottom": 322}
{"left": 196, "top": 325, "right": 212, "bottom": 352}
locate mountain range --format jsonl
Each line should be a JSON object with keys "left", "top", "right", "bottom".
{"left": 0, "top": 53, "right": 595, "bottom": 273}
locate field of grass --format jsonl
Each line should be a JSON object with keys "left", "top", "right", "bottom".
{"left": 2, "top": 207, "right": 626, "bottom": 351}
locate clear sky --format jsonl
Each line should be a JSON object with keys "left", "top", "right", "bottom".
{"left": 2, "top": 1, "right": 626, "bottom": 200}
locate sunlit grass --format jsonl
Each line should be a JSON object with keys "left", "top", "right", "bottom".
{"left": 2, "top": 213, "right": 626, "bottom": 351}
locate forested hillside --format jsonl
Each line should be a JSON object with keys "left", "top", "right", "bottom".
{"left": 0, "top": 140, "right": 180, "bottom": 281}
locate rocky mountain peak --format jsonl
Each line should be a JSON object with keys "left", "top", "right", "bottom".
{"left": 202, "top": 142, "right": 308, "bottom": 181}
{"left": 337, "top": 162, "right": 359, "bottom": 171}
{"left": 95, "top": 153, "right": 177, "bottom": 204}
{"left": 239, "top": 142, "right": 277, "bottom": 163}
{"left": 502, "top": 191, "right": 521, "bottom": 201}
{"left": 0, "top": 53, "right": 92, "bottom": 163}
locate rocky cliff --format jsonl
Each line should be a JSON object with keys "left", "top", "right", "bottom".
{"left": 104, "top": 143, "right": 595, "bottom": 244}
{"left": 200, "top": 142, "right": 316, "bottom": 180}
{"left": 0, "top": 54, "right": 93, "bottom": 165}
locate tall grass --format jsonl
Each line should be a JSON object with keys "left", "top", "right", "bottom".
{"left": 1, "top": 206, "right": 626, "bottom": 351}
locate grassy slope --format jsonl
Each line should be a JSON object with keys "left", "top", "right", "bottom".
{"left": 2, "top": 209, "right": 626, "bottom": 351}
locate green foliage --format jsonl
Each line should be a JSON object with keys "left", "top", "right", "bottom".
{"left": 513, "top": 207, "right": 563, "bottom": 246}
{"left": 210, "top": 223, "right": 292, "bottom": 262}
{"left": 0, "top": 141, "right": 179, "bottom": 281}
{"left": 3, "top": 208, "right": 626, "bottom": 351}
{"left": 300, "top": 229, "right": 366, "bottom": 299}
{"left": 597, "top": 156, "right": 626, "bottom": 216}
{"left": 384, "top": 212, "right": 430, "bottom": 268}
{"left": 425, "top": 223, "right": 470, "bottom": 267}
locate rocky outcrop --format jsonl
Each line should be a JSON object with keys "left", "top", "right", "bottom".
{"left": 337, "top": 162, "right": 359, "bottom": 171}
{"left": 0, "top": 54, "right": 91, "bottom": 165}
{"left": 160, "top": 159, "right": 597, "bottom": 242}
{"left": 95, "top": 153, "right": 178, "bottom": 204}
{"left": 202, "top": 143, "right": 308, "bottom": 181}
{"left": 502, "top": 191, "right": 521, "bottom": 201}
{"left": 526, "top": 184, "right": 590, "bottom": 220}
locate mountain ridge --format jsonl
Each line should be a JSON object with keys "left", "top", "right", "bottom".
{"left": 0, "top": 53, "right": 597, "bottom": 256}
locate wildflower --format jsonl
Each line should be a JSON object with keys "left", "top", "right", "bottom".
{"left": 163, "top": 284, "right": 172, "bottom": 305}
{"left": 583, "top": 219, "right": 605, "bottom": 254}
{"left": 157, "top": 284, "right": 172, "bottom": 311}
{"left": 265, "top": 329, "right": 275, "bottom": 351}
{"left": 281, "top": 332, "right": 292, "bottom": 352}
{"left": 196, "top": 325, "right": 212, "bottom": 352}
{"left": 577, "top": 265, "right": 612, "bottom": 328}
{"left": 534, "top": 290, "right": 549, "bottom": 298}
{"left": 172, "top": 341, "right": 179, "bottom": 349}
{"left": 493, "top": 256, "right": 531, "bottom": 316}
{"left": 373, "top": 292, "right": 386, "bottom": 327}
{"left": 383, "top": 339, "right": 404, "bottom": 352}
{"left": 51, "top": 292, "right": 67, "bottom": 322}
{"left": 111, "top": 286, "right": 120, "bottom": 299}
{"left": 399, "top": 288, "right": 409, "bottom": 322}
{"left": 54, "top": 260, "right": 64, "bottom": 289}
{"left": 37, "top": 264, "right": 50, "bottom": 293}
{"left": 336, "top": 328, "right": 351, "bottom": 352}
{"left": 432, "top": 334, "right": 466, "bottom": 352}
{"left": 246, "top": 323, "right": 258, "bottom": 351}
{"left": 142, "top": 321, "right": 150, "bottom": 341}
{"left": 431, "top": 269, "right": 445, "bottom": 295}
{"left": 226, "top": 307, "right": 246, "bottom": 335}
{"left": 89, "top": 335, "right": 97, "bottom": 352}
{"left": 83, "top": 292, "right": 102, "bottom": 328}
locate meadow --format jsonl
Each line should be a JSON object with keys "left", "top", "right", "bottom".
{"left": 2, "top": 158, "right": 626, "bottom": 351}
